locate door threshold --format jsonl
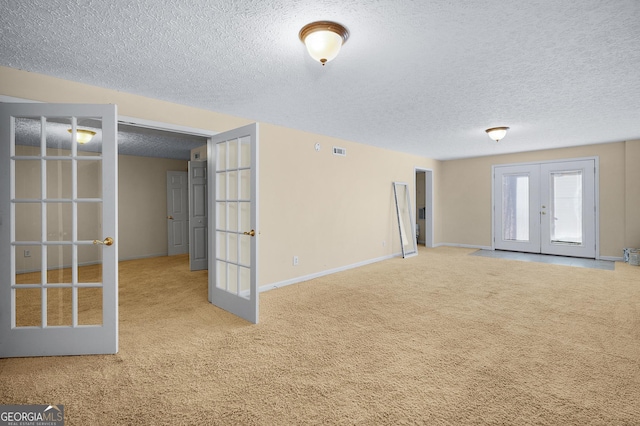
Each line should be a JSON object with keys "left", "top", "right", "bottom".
{"left": 470, "top": 250, "right": 614, "bottom": 270}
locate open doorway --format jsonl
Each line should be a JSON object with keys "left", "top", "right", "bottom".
{"left": 414, "top": 168, "right": 434, "bottom": 248}
{"left": 115, "top": 118, "right": 211, "bottom": 267}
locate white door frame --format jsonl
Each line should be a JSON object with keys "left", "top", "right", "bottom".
{"left": 414, "top": 167, "right": 434, "bottom": 248}
{"left": 491, "top": 156, "right": 600, "bottom": 258}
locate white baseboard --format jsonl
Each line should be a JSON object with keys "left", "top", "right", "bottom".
{"left": 259, "top": 253, "right": 401, "bottom": 293}
{"left": 599, "top": 256, "right": 623, "bottom": 262}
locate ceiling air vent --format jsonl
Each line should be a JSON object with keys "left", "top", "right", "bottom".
{"left": 333, "top": 146, "right": 346, "bottom": 156}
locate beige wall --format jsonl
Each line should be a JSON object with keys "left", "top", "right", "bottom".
{"left": 190, "top": 145, "right": 207, "bottom": 162}
{"left": 118, "top": 155, "right": 188, "bottom": 261}
{"left": 258, "top": 124, "right": 438, "bottom": 285}
{"left": 625, "top": 140, "right": 640, "bottom": 248}
{"left": 440, "top": 142, "right": 634, "bottom": 258}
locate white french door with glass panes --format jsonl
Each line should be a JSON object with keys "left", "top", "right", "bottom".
{"left": 494, "top": 159, "right": 596, "bottom": 258}
{"left": 0, "top": 103, "right": 118, "bottom": 358}
{"left": 209, "top": 123, "right": 259, "bottom": 324}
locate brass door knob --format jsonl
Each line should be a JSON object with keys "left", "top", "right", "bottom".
{"left": 167, "top": 215, "right": 174, "bottom": 220}
{"left": 243, "top": 230, "right": 256, "bottom": 237}
{"left": 93, "top": 237, "right": 114, "bottom": 246}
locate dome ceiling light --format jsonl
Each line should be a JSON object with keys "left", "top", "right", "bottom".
{"left": 68, "top": 128, "right": 97, "bottom": 144}
{"left": 485, "top": 127, "right": 510, "bottom": 142}
{"left": 299, "top": 21, "right": 349, "bottom": 66}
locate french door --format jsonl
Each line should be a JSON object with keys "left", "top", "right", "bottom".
{"left": 494, "top": 159, "right": 596, "bottom": 258}
{"left": 209, "top": 123, "right": 259, "bottom": 324}
{"left": 0, "top": 103, "right": 118, "bottom": 357}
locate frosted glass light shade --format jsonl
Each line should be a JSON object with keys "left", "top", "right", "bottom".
{"left": 299, "top": 21, "right": 349, "bottom": 65}
{"left": 67, "top": 129, "right": 96, "bottom": 144}
{"left": 486, "top": 127, "right": 509, "bottom": 142}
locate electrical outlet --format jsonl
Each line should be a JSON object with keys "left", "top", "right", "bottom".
{"left": 382, "top": 241, "right": 386, "bottom": 247}
{"left": 293, "top": 256, "right": 299, "bottom": 266}
{"left": 24, "top": 249, "right": 31, "bottom": 258}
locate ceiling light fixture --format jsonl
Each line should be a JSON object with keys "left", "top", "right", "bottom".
{"left": 68, "top": 128, "right": 96, "bottom": 144}
{"left": 485, "top": 127, "right": 510, "bottom": 142}
{"left": 299, "top": 21, "right": 349, "bottom": 66}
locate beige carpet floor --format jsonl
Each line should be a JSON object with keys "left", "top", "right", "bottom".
{"left": 1, "top": 247, "right": 639, "bottom": 425}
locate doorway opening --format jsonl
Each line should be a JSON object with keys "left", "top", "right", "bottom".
{"left": 414, "top": 168, "right": 434, "bottom": 248}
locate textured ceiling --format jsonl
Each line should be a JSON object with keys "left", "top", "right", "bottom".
{"left": 1, "top": 0, "right": 639, "bottom": 160}
{"left": 14, "top": 118, "right": 206, "bottom": 160}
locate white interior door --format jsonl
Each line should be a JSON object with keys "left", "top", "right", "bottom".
{"left": 167, "top": 171, "right": 188, "bottom": 256}
{"left": 189, "top": 161, "right": 207, "bottom": 271}
{"left": 0, "top": 103, "right": 118, "bottom": 358}
{"left": 494, "top": 159, "right": 596, "bottom": 258}
{"left": 209, "top": 123, "right": 259, "bottom": 324}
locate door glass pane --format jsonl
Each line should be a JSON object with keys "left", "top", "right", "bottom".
{"left": 228, "top": 139, "right": 239, "bottom": 169}
{"left": 228, "top": 233, "right": 238, "bottom": 263}
{"left": 46, "top": 118, "right": 73, "bottom": 156}
{"left": 47, "top": 245, "right": 72, "bottom": 284}
{"left": 216, "top": 261, "right": 227, "bottom": 290}
{"left": 14, "top": 117, "right": 41, "bottom": 157}
{"left": 15, "top": 160, "right": 41, "bottom": 199}
{"left": 239, "top": 202, "right": 250, "bottom": 232}
{"left": 239, "top": 170, "right": 250, "bottom": 199}
{"left": 77, "top": 160, "right": 102, "bottom": 198}
{"left": 228, "top": 202, "right": 238, "bottom": 232}
{"left": 216, "top": 142, "right": 226, "bottom": 171}
{"left": 216, "top": 172, "right": 226, "bottom": 200}
{"left": 502, "top": 174, "right": 529, "bottom": 241}
{"left": 550, "top": 171, "right": 582, "bottom": 244}
{"left": 78, "top": 287, "right": 102, "bottom": 325}
{"left": 15, "top": 288, "right": 41, "bottom": 327}
{"left": 216, "top": 202, "right": 227, "bottom": 230}
{"left": 47, "top": 203, "right": 72, "bottom": 241}
{"left": 78, "top": 245, "right": 102, "bottom": 283}
{"left": 77, "top": 202, "right": 102, "bottom": 241}
{"left": 46, "top": 160, "right": 72, "bottom": 199}
{"left": 228, "top": 171, "right": 238, "bottom": 199}
{"left": 239, "top": 234, "right": 251, "bottom": 266}
{"left": 75, "top": 118, "right": 102, "bottom": 157}
{"left": 216, "top": 232, "right": 227, "bottom": 261}
{"left": 47, "top": 287, "right": 72, "bottom": 326}
{"left": 228, "top": 264, "right": 238, "bottom": 294}
{"left": 239, "top": 136, "right": 251, "bottom": 168}
{"left": 15, "top": 245, "right": 41, "bottom": 283}
{"left": 239, "top": 266, "right": 250, "bottom": 297}
{"left": 15, "top": 203, "right": 41, "bottom": 241}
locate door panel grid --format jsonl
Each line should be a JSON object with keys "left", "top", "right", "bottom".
{"left": 209, "top": 124, "right": 258, "bottom": 324}
{"left": 1, "top": 103, "right": 118, "bottom": 358}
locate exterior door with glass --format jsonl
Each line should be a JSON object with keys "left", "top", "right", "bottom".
{"left": 0, "top": 103, "right": 118, "bottom": 358}
{"left": 209, "top": 123, "right": 259, "bottom": 324}
{"left": 494, "top": 159, "right": 596, "bottom": 258}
